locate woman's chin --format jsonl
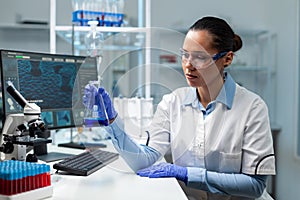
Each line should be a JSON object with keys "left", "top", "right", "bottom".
{"left": 187, "top": 80, "right": 199, "bottom": 87}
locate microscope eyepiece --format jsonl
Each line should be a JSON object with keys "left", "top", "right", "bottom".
{"left": 6, "top": 84, "right": 28, "bottom": 108}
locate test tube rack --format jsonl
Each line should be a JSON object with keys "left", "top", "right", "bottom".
{"left": 0, "top": 160, "right": 53, "bottom": 200}
{"left": 72, "top": 10, "right": 124, "bottom": 27}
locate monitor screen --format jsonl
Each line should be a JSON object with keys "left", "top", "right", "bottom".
{"left": 0, "top": 49, "right": 97, "bottom": 130}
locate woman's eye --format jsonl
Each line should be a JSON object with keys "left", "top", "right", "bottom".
{"left": 183, "top": 53, "right": 189, "bottom": 59}
{"left": 195, "top": 55, "right": 209, "bottom": 61}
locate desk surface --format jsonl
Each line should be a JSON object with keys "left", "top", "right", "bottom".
{"left": 45, "top": 142, "right": 188, "bottom": 200}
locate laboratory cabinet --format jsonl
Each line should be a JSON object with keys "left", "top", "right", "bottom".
{"left": 49, "top": 0, "right": 154, "bottom": 143}
{"left": 226, "top": 30, "right": 277, "bottom": 125}
{"left": 49, "top": 0, "right": 151, "bottom": 99}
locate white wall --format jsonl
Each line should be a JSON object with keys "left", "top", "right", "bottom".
{"left": 0, "top": 0, "right": 299, "bottom": 199}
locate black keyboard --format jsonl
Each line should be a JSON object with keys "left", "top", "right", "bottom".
{"left": 53, "top": 149, "right": 119, "bottom": 176}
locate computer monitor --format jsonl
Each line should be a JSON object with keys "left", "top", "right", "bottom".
{"left": 0, "top": 49, "right": 99, "bottom": 161}
{"left": 0, "top": 49, "right": 97, "bottom": 130}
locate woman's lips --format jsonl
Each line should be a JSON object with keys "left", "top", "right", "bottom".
{"left": 186, "top": 74, "right": 198, "bottom": 79}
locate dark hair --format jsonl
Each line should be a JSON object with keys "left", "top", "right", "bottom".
{"left": 189, "top": 16, "right": 242, "bottom": 52}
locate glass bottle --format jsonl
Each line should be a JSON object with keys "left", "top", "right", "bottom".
{"left": 83, "top": 95, "right": 109, "bottom": 127}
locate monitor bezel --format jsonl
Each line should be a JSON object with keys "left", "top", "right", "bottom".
{"left": 0, "top": 49, "right": 95, "bottom": 130}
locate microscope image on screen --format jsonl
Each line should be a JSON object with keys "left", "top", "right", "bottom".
{"left": 41, "top": 111, "right": 54, "bottom": 127}
{"left": 56, "top": 110, "right": 71, "bottom": 127}
{"left": 17, "top": 60, "right": 77, "bottom": 110}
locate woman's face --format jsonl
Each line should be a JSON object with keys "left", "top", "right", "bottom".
{"left": 181, "top": 30, "right": 229, "bottom": 88}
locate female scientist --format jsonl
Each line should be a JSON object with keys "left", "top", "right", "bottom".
{"left": 83, "top": 16, "right": 276, "bottom": 199}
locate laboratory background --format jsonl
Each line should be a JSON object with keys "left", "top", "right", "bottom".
{"left": 0, "top": 0, "right": 299, "bottom": 199}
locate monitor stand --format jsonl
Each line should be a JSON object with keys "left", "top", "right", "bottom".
{"left": 57, "top": 128, "right": 107, "bottom": 150}
{"left": 37, "top": 152, "right": 75, "bottom": 162}
{"left": 33, "top": 140, "right": 75, "bottom": 162}
{"left": 58, "top": 142, "right": 107, "bottom": 149}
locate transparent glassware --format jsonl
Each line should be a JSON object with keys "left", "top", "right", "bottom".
{"left": 85, "top": 21, "right": 103, "bottom": 56}
{"left": 83, "top": 84, "right": 109, "bottom": 127}
{"left": 85, "top": 20, "right": 103, "bottom": 87}
{"left": 83, "top": 21, "right": 109, "bottom": 127}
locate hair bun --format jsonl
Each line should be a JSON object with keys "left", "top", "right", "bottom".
{"left": 233, "top": 34, "right": 243, "bottom": 52}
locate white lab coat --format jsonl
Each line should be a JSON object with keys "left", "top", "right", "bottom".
{"left": 148, "top": 85, "right": 275, "bottom": 200}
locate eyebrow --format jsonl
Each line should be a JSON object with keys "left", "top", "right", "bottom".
{"left": 181, "top": 48, "right": 207, "bottom": 55}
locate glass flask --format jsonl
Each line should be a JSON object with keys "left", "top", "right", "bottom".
{"left": 83, "top": 21, "right": 108, "bottom": 127}
{"left": 85, "top": 20, "right": 104, "bottom": 57}
{"left": 83, "top": 82, "right": 109, "bottom": 127}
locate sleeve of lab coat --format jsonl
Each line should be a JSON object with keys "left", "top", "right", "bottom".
{"left": 242, "top": 98, "right": 276, "bottom": 175}
{"left": 108, "top": 116, "right": 161, "bottom": 172}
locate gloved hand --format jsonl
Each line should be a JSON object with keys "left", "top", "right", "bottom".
{"left": 82, "top": 84, "right": 118, "bottom": 125}
{"left": 137, "top": 162, "right": 187, "bottom": 182}
{"left": 98, "top": 87, "right": 118, "bottom": 121}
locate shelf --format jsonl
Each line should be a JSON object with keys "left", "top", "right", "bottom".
{"left": 55, "top": 25, "right": 148, "bottom": 33}
{"left": 113, "top": 69, "right": 127, "bottom": 73}
{"left": 55, "top": 25, "right": 146, "bottom": 52}
{"left": 228, "top": 65, "right": 269, "bottom": 71}
{"left": 174, "top": 28, "right": 268, "bottom": 38}
{"left": 0, "top": 23, "right": 49, "bottom": 30}
{"left": 159, "top": 63, "right": 182, "bottom": 70}
{"left": 227, "top": 65, "right": 276, "bottom": 75}
{"left": 237, "top": 29, "right": 268, "bottom": 37}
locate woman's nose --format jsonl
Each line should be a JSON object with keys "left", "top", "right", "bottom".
{"left": 184, "top": 59, "right": 195, "bottom": 69}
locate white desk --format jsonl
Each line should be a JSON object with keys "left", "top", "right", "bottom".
{"left": 45, "top": 142, "right": 188, "bottom": 200}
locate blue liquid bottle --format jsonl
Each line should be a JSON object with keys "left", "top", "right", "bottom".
{"left": 83, "top": 87, "right": 109, "bottom": 127}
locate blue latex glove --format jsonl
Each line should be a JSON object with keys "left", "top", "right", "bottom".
{"left": 137, "top": 162, "right": 187, "bottom": 182}
{"left": 98, "top": 87, "right": 118, "bottom": 121}
{"left": 83, "top": 85, "right": 117, "bottom": 126}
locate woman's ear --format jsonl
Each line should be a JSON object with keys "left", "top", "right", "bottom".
{"left": 223, "top": 51, "right": 234, "bottom": 67}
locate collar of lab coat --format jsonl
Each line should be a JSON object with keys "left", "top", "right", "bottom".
{"left": 182, "top": 72, "right": 236, "bottom": 109}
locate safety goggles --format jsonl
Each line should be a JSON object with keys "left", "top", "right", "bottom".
{"left": 180, "top": 48, "right": 228, "bottom": 69}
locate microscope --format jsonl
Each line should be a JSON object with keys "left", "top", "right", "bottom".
{"left": 0, "top": 82, "right": 51, "bottom": 161}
